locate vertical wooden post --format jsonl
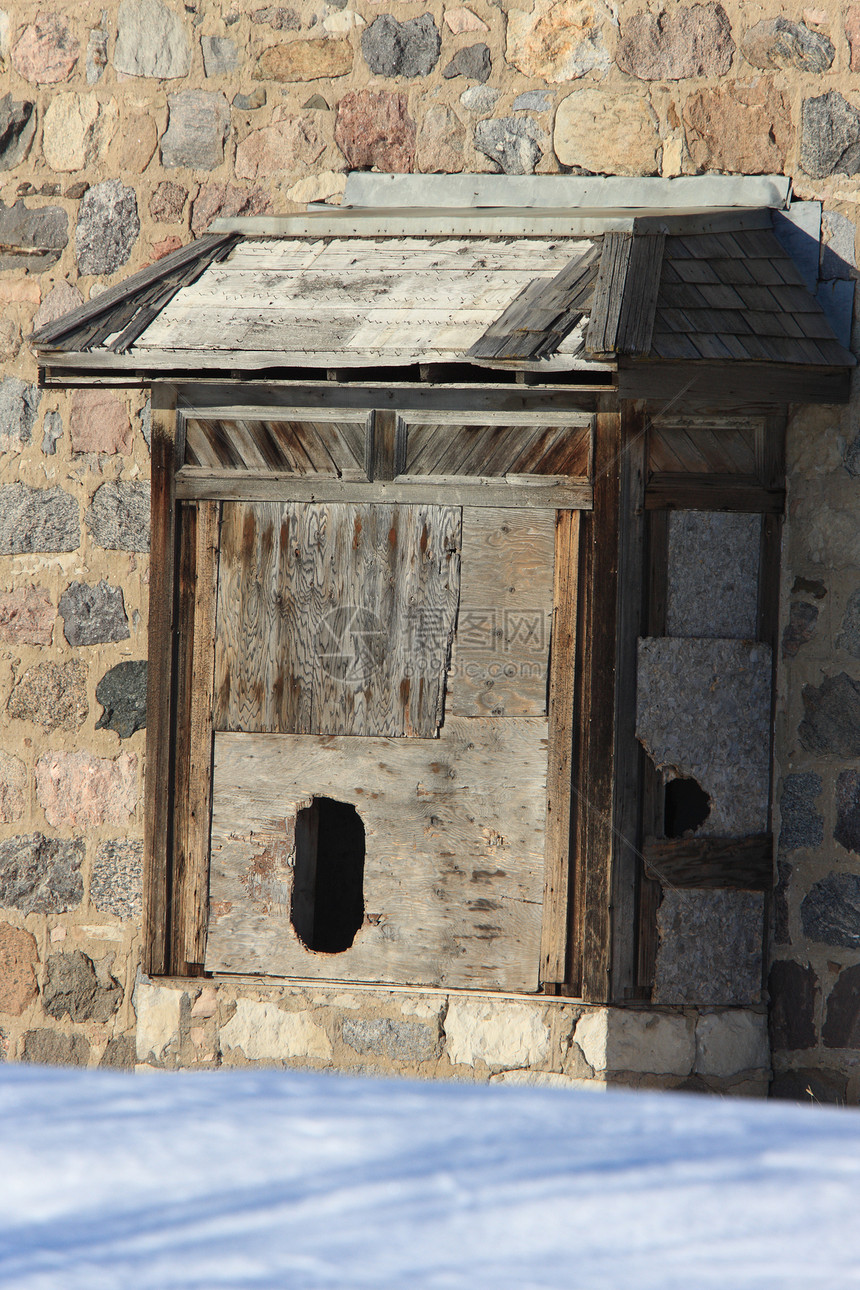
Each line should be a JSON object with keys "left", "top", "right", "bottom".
{"left": 540, "top": 509, "right": 580, "bottom": 990}
{"left": 143, "top": 383, "right": 179, "bottom": 976}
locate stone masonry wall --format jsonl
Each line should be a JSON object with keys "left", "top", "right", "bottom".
{"left": 0, "top": 0, "right": 859, "bottom": 1091}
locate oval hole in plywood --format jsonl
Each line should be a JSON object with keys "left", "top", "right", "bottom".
{"left": 291, "top": 797, "right": 366, "bottom": 953}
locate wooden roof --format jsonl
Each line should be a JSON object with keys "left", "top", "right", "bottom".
{"left": 31, "top": 207, "right": 854, "bottom": 401}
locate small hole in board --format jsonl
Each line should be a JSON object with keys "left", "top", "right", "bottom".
{"left": 664, "top": 777, "right": 711, "bottom": 838}
{"left": 291, "top": 797, "right": 366, "bottom": 953}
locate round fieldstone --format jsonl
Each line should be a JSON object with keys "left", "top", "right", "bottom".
{"left": 616, "top": 2, "right": 734, "bottom": 79}
{"left": 21, "top": 1030, "right": 89, "bottom": 1066}
{"left": 555, "top": 88, "right": 660, "bottom": 176}
{"left": 90, "top": 840, "right": 143, "bottom": 920}
{"left": 683, "top": 80, "right": 792, "bottom": 174}
{"left": 0, "top": 199, "right": 68, "bottom": 272}
{"left": 506, "top": 0, "right": 611, "bottom": 82}
{"left": 254, "top": 38, "right": 352, "bottom": 81}
{"left": 781, "top": 600, "right": 819, "bottom": 658}
{"left": 799, "top": 672, "right": 860, "bottom": 756}
{"left": 75, "top": 180, "right": 140, "bottom": 276}
{"left": 150, "top": 181, "right": 188, "bottom": 223}
{"left": 0, "top": 484, "right": 79, "bottom": 555}
{"left": 202, "top": 35, "right": 239, "bottom": 77}
{"left": 361, "top": 14, "right": 440, "bottom": 77}
{"left": 190, "top": 183, "right": 271, "bottom": 235}
{"left": 835, "top": 770, "right": 860, "bottom": 855}
{"left": 474, "top": 116, "right": 545, "bottom": 176}
{"left": 416, "top": 105, "right": 466, "bottom": 173}
{"left": 801, "top": 873, "right": 860, "bottom": 948}
{"left": 741, "top": 17, "right": 834, "bottom": 73}
{"left": 0, "top": 752, "right": 26, "bottom": 825}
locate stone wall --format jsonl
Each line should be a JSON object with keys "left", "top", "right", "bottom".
{"left": 0, "top": 0, "right": 858, "bottom": 1092}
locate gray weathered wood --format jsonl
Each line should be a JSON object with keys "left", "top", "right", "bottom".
{"left": 204, "top": 718, "right": 548, "bottom": 990}
{"left": 586, "top": 233, "right": 632, "bottom": 356}
{"left": 615, "top": 234, "right": 665, "bottom": 357}
{"left": 401, "top": 417, "right": 591, "bottom": 479}
{"left": 184, "top": 414, "right": 369, "bottom": 476}
{"left": 214, "top": 501, "right": 461, "bottom": 737}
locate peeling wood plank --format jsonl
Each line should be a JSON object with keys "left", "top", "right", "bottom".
{"left": 615, "top": 234, "right": 665, "bottom": 357}
{"left": 586, "top": 233, "right": 632, "bottom": 356}
{"left": 204, "top": 719, "right": 548, "bottom": 991}
{"left": 643, "top": 834, "right": 774, "bottom": 890}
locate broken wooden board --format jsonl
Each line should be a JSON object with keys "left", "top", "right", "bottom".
{"left": 204, "top": 717, "right": 549, "bottom": 991}
{"left": 446, "top": 508, "right": 555, "bottom": 718}
{"left": 214, "top": 501, "right": 462, "bottom": 738}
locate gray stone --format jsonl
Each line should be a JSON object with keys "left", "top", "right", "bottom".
{"left": 41, "top": 410, "right": 63, "bottom": 456}
{"left": 637, "top": 637, "right": 772, "bottom": 835}
{"left": 836, "top": 589, "right": 860, "bottom": 658}
{"left": 139, "top": 397, "right": 151, "bottom": 450}
{"left": 202, "top": 35, "right": 239, "bottom": 76}
{"left": 654, "top": 889, "right": 763, "bottom": 1005}
{"left": 85, "top": 480, "right": 150, "bottom": 552}
{"left": 0, "top": 318, "right": 20, "bottom": 362}
{"left": 799, "top": 672, "right": 860, "bottom": 755}
{"left": 161, "top": 90, "right": 230, "bottom": 170}
{"left": 7, "top": 660, "right": 88, "bottom": 731}
{"left": 771, "top": 1066, "right": 846, "bottom": 1103}
{"left": 251, "top": 6, "right": 300, "bottom": 28}
{"left": 75, "top": 180, "right": 140, "bottom": 276}
{"left": 782, "top": 601, "right": 819, "bottom": 658}
{"left": 42, "top": 950, "right": 122, "bottom": 1023}
{"left": 802, "top": 873, "right": 860, "bottom": 948}
{"left": 460, "top": 85, "right": 500, "bottom": 114}
{"left": 779, "top": 772, "right": 824, "bottom": 852}
{"left": 59, "top": 580, "right": 130, "bottom": 647}
{"left": 822, "top": 963, "right": 860, "bottom": 1049}
{"left": 800, "top": 93, "right": 860, "bottom": 180}
{"left": 0, "top": 484, "right": 79, "bottom": 554}
{"left": 845, "top": 433, "right": 860, "bottom": 477}
{"left": 773, "top": 858, "right": 791, "bottom": 946}
{"left": 86, "top": 24, "right": 108, "bottom": 83}
{"left": 342, "top": 1016, "right": 441, "bottom": 1063}
{"left": 474, "top": 116, "right": 544, "bottom": 175}
{"left": 100, "top": 1035, "right": 135, "bottom": 1069}
{"left": 835, "top": 770, "right": 860, "bottom": 855}
{"left": 95, "top": 661, "right": 148, "bottom": 739}
{"left": 361, "top": 14, "right": 441, "bottom": 78}
{"left": 512, "top": 90, "right": 552, "bottom": 111}
{"left": 234, "top": 88, "right": 266, "bottom": 111}
{"left": 616, "top": 3, "right": 734, "bottom": 80}
{"left": 90, "top": 839, "right": 143, "bottom": 920}
{"left": 0, "top": 834, "right": 84, "bottom": 914}
{"left": 0, "top": 1030, "right": 6, "bottom": 1062}
{"left": 742, "top": 18, "right": 833, "bottom": 73}
{"left": 0, "top": 199, "right": 68, "bottom": 272}
{"left": 820, "top": 211, "right": 857, "bottom": 280}
{"left": 149, "top": 180, "right": 187, "bottom": 222}
{"left": 0, "top": 377, "right": 40, "bottom": 453}
{"left": 114, "top": 0, "right": 191, "bottom": 79}
{"left": 0, "top": 93, "right": 36, "bottom": 168}
{"left": 443, "top": 43, "right": 491, "bottom": 82}
{"left": 22, "top": 1030, "right": 89, "bottom": 1067}
{"left": 666, "top": 511, "right": 759, "bottom": 638}
{"left": 302, "top": 95, "right": 328, "bottom": 110}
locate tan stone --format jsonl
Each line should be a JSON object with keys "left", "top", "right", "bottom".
{"left": 847, "top": 6, "right": 860, "bottom": 72}
{"left": 444, "top": 998, "right": 551, "bottom": 1069}
{"left": 506, "top": 0, "right": 612, "bottom": 83}
{"left": 416, "top": 104, "right": 466, "bottom": 174}
{"left": 8, "top": 660, "right": 88, "bottom": 732}
{"left": 574, "top": 1008, "right": 695, "bottom": 1075}
{"left": 0, "top": 923, "right": 38, "bottom": 1016}
{"left": 235, "top": 112, "right": 325, "bottom": 182}
{"left": 190, "top": 183, "right": 270, "bottom": 235}
{"left": 286, "top": 171, "right": 346, "bottom": 204}
{"left": 32, "top": 281, "right": 83, "bottom": 332}
{"left": 0, "top": 752, "right": 26, "bottom": 824}
{"left": 220, "top": 999, "right": 333, "bottom": 1061}
{"left": 445, "top": 7, "right": 489, "bottom": 34}
{"left": 12, "top": 14, "right": 79, "bottom": 83}
{"left": 111, "top": 113, "right": 158, "bottom": 174}
{"left": 695, "top": 1011, "right": 769, "bottom": 1078}
{"left": 0, "top": 319, "right": 20, "bottom": 362}
{"left": 35, "top": 750, "right": 138, "bottom": 828}
{"left": 134, "top": 979, "right": 183, "bottom": 1063}
{"left": 335, "top": 89, "right": 416, "bottom": 173}
{"left": 683, "top": 80, "right": 792, "bottom": 175}
{"left": 554, "top": 89, "right": 660, "bottom": 176}
{"left": 254, "top": 38, "right": 353, "bottom": 81}
{"left": 0, "top": 280, "right": 41, "bottom": 306}
{"left": 323, "top": 10, "right": 366, "bottom": 34}
{"left": 0, "top": 586, "right": 54, "bottom": 645}
{"left": 69, "top": 388, "right": 132, "bottom": 455}
{"left": 42, "top": 94, "right": 118, "bottom": 172}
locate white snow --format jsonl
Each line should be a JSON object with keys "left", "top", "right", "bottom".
{"left": 0, "top": 1066, "right": 858, "bottom": 1289}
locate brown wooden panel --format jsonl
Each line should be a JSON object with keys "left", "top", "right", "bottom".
{"left": 447, "top": 508, "right": 555, "bottom": 718}
{"left": 214, "top": 501, "right": 461, "bottom": 737}
{"left": 645, "top": 473, "right": 784, "bottom": 513}
{"left": 402, "top": 419, "right": 591, "bottom": 479}
{"left": 649, "top": 424, "right": 757, "bottom": 476}
{"left": 643, "top": 834, "right": 774, "bottom": 890}
{"left": 204, "top": 719, "right": 548, "bottom": 991}
{"left": 184, "top": 415, "right": 368, "bottom": 476}
{"left": 540, "top": 510, "right": 579, "bottom": 987}
{"left": 171, "top": 500, "right": 220, "bottom": 974}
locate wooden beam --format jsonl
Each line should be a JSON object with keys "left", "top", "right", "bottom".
{"left": 177, "top": 382, "right": 613, "bottom": 415}
{"left": 619, "top": 358, "right": 852, "bottom": 407}
{"left": 643, "top": 834, "right": 774, "bottom": 890}
{"left": 171, "top": 500, "right": 220, "bottom": 975}
{"left": 540, "top": 509, "right": 580, "bottom": 989}
{"left": 586, "top": 233, "right": 632, "bottom": 356}
{"left": 366, "top": 409, "right": 406, "bottom": 481}
{"left": 645, "top": 473, "right": 785, "bottom": 513}
{"left": 142, "top": 383, "right": 179, "bottom": 977}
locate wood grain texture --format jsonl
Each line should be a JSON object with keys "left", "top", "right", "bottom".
{"left": 143, "top": 383, "right": 179, "bottom": 977}
{"left": 615, "top": 234, "right": 665, "bottom": 358}
{"left": 401, "top": 418, "right": 591, "bottom": 480}
{"left": 184, "top": 414, "right": 369, "bottom": 477}
{"left": 447, "top": 508, "right": 555, "bottom": 718}
{"left": 645, "top": 474, "right": 784, "bottom": 513}
{"left": 214, "top": 501, "right": 461, "bottom": 738}
{"left": 171, "top": 500, "right": 220, "bottom": 974}
{"left": 177, "top": 385, "right": 609, "bottom": 417}
{"left": 643, "top": 833, "right": 774, "bottom": 890}
{"left": 586, "top": 233, "right": 632, "bottom": 356}
{"left": 649, "top": 424, "right": 758, "bottom": 477}
{"left": 619, "top": 359, "right": 852, "bottom": 408}
{"left": 204, "top": 719, "right": 548, "bottom": 990}
{"left": 540, "top": 510, "right": 579, "bottom": 987}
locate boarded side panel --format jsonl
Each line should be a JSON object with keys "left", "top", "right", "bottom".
{"left": 214, "top": 501, "right": 461, "bottom": 737}
{"left": 447, "top": 508, "right": 555, "bottom": 717}
{"left": 648, "top": 424, "right": 758, "bottom": 476}
{"left": 184, "top": 414, "right": 369, "bottom": 477}
{"left": 401, "top": 417, "right": 591, "bottom": 479}
{"left": 203, "top": 718, "right": 548, "bottom": 991}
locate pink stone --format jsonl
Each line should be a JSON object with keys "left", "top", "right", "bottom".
{"left": 444, "top": 7, "right": 489, "bottom": 34}
{"left": 150, "top": 236, "right": 183, "bottom": 261}
{"left": 32, "top": 281, "right": 84, "bottom": 332}
{"left": 335, "top": 90, "right": 416, "bottom": 173}
{"left": 235, "top": 112, "right": 325, "bottom": 183}
{"left": 0, "top": 280, "right": 42, "bottom": 306}
{"left": 35, "top": 750, "right": 138, "bottom": 829}
{"left": 69, "top": 388, "right": 132, "bottom": 455}
{"left": 0, "top": 923, "right": 39, "bottom": 1016}
{"left": 191, "top": 986, "right": 218, "bottom": 1018}
{"left": 191, "top": 183, "right": 271, "bottom": 235}
{"left": 12, "top": 14, "right": 80, "bottom": 84}
{"left": 0, "top": 586, "right": 54, "bottom": 645}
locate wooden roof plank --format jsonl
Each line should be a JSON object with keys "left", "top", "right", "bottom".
{"left": 585, "top": 232, "right": 632, "bottom": 354}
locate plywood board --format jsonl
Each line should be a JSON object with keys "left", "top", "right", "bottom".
{"left": 447, "top": 508, "right": 555, "bottom": 717}
{"left": 204, "top": 718, "right": 548, "bottom": 990}
{"left": 214, "top": 501, "right": 461, "bottom": 738}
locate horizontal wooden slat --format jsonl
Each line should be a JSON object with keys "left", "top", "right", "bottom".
{"left": 645, "top": 473, "right": 784, "bottom": 513}
{"left": 643, "top": 833, "right": 773, "bottom": 890}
